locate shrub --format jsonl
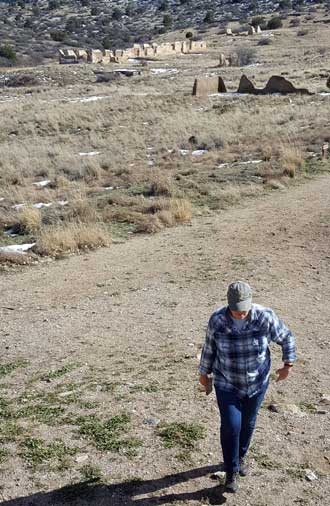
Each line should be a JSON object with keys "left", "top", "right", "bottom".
{"left": 267, "top": 16, "right": 283, "bottom": 29}
{"left": 289, "top": 18, "right": 300, "bottom": 27}
{"left": 50, "top": 30, "right": 68, "bottom": 42}
{"left": 204, "top": 11, "right": 215, "bottom": 23}
{"left": 65, "top": 17, "right": 82, "bottom": 33}
{"left": 185, "top": 31, "right": 193, "bottom": 38}
{"left": 297, "top": 29, "right": 309, "bottom": 36}
{"left": 258, "top": 37, "right": 272, "bottom": 46}
{"left": 163, "top": 14, "right": 173, "bottom": 29}
{"left": 5, "top": 73, "right": 39, "bottom": 87}
{"left": 235, "top": 47, "right": 257, "bottom": 66}
{"left": 112, "top": 8, "right": 123, "bottom": 20}
{"left": 0, "top": 45, "right": 16, "bottom": 61}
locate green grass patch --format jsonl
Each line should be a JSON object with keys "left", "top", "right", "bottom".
{"left": 0, "top": 447, "right": 10, "bottom": 463}
{"left": 16, "top": 404, "right": 66, "bottom": 424}
{"left": 39, "top": 363, "right": 78, "bottom": 382}
{"left": 20, "top": 437, "right": 78, "bottom": 469}
{"left": 298, "top": 401, "right": 317, "bottom": 414}
{"left": 76, "top": 413, "right": 142, "bottom": 454}
{"left": 0, "top": 360, "right": 27, "bottom": 377}
{"left": 80, "top": 463, "right": 103, "bottom": 481}
{"left": 157, "top": 422, "right": 205, "bottom": 449}
{"left": 0, "top": 420, "right": 24, "bottom": 443}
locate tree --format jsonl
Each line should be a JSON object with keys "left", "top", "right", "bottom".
{"left": 65, "top": 16, "right": 82, "bottom": 32}
{"left": 163, "top": 14, "right": 172, "bottom": 29}
{"left": 204, "top": 11, "right": 215, "bottom": 23}
{"left": 112, "top": 8, "right": 123, "bottom": 21}
{"left": 278, "top": 0, "right": 291, "bottom": 9}
{"left": 158, "top": 1, "right": 168, "bottom": 11}
{"left": 185, "top": 31, "right": 193, "bottom": 38}
{"left": 102, "top": 36, "right": 112, "bottom": 49}
{"left": 48, "top": 0, "right": 59, "bottom": 9}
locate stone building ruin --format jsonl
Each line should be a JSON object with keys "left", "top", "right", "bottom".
{"left": 59, "top": 39, "right": 207, "bottom": 64}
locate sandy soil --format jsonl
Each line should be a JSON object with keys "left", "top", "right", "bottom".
{"left": 0, "top": 173, "right": 329, "bottom": 506}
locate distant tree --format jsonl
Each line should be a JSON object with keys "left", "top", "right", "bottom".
{"left": 185, "top": 31, "right": 193, "bottom": 38}
{"left": 0, "top": 45, "right": 16, "bottom": 61}
{"left": 112, "top": 8, "right": 123, "bottom": 21}
{"left": 17, "top": 0, "right": 25, "bottom": 9}
{"left": 278, "top": 0, "right": 291, "bottom": 9}
{"left": 23, "top": 18, "right": 33, "bottom": 28}
{"left": 32, "top": 5, "right": 40, "bottom": 16}
{"left": 102, "top": 36, "right": 112, "bottom": 49}
{"left": 91, "top": 6, "right": 99, "bottom": 16}
{"left": 267, "top": 16, "right": 283, "bottom": 29}
{"left": 204, "top": 11, "right": 215, "bottom": 23}
{"left": 65, "top": 16, "right": 82, "bottom": 32}
{"left": 125, "top": 2, "right": 135, "bottom": 16}
{"left": 48, "top": 0, "right": 59, "bottom": 9}
{"left": 158, "top": 1, "right": 168, "bottom": 11}
{"left": 80, "top": 0, "right": 90, "bottom": 6}
{"left": 50, "top": 30, "right": 68, "bottom": 41}
{"left": 163, "top": 14, "right": 172, "bottom": 29}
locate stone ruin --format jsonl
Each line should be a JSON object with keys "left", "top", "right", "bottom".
{"left": 59, "top": 39, "right": 207, "bottom": 65}
{"left": 219, "top": 53, "right": 239, "bottom": 67}
{"left": 237, "top": 75, "right": 312, "bottom": 95}
{"left": 192, "top": 75, "right": 312, "bottom": 97}
{"left": 192, "top": 76, "right": 226, "bottom": 96}
{"left": 226, "top": 25, "right": 262, "bottom": 36}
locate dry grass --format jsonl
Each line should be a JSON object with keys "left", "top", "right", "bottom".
{"left": 18, "top": 207, "right": 42, "bottom": 235}
{"left": 35, "top": 222, "right": 111, "bottom": 257}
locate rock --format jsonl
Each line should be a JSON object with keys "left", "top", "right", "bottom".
{"left": 320, "top": 394, "right": 330, "bottom": 405}
{"left": 75, "top": 454, "right": 89, "bottom": 464}
{"left": 305, "top": 469, "right": 318, "bottom": 481}
{"left": 143, "top": 417, "right": 160, "bottom": 426}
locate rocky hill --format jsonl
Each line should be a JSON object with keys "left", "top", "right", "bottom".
{"left": 0, "top": 0, "right": 323, "bottom": 65}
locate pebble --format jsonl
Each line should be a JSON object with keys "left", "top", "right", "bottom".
{"left": 143, "top": 417, "right": 160, "bottom": 426}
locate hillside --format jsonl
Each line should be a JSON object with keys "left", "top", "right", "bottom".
{"left": 0, "top": 0, "right": 324, "bottom": 65}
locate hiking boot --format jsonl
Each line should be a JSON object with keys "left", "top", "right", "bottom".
{"left": 239, "top": 457, "right": 249, "bottom": 477}
{"left": 224, "top": 472, "right": 239, "bottom": 493}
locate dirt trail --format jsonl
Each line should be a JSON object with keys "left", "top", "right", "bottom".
{"left": 1, "top": 175, "right": 329, "bottom": 505}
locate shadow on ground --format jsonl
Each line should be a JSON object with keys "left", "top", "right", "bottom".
{"left": 0, "top": 465, "right": 227, "bottom": 506}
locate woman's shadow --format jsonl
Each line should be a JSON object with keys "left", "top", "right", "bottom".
{"left": 0, "top": 465, "right": 227, "bottom": 506}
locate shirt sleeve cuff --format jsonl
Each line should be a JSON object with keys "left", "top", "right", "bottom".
{"left": 198, "top": 366, "right": 211, "bottom": 375}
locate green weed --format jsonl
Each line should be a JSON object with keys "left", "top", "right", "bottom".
{"left": 80, "top": 464, "right": 103, "bottom": 480}
{"left": 20, "top": 437, "right": 78, "bottom": 469}
{"left": 298, "top": 401, "right": 317, "bottom": 414}
{"left": 39, "top": 363, "right": 78, "bottom": 382}
{"left": 76, "top": 413, "right": 142, "bottom": 453}
{"left": 158, "top": 422, "right": 205, "bottom": 449}
{"left": 16, "top": 404, "right": 65, "bottom": 424}
{"left": 0, "top": 360, "right": 27, "bottom": 377}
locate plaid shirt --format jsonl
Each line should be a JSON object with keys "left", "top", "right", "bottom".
{"left": 199, "top": 303, "right": 296, "bottom": 398}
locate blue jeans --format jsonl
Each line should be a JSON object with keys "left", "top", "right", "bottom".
{"left": 214, "top": 382, "right": 268, "bottom": 473}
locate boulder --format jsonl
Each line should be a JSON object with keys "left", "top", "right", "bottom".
{"left": 226, "top": 28, "right": 233, "bottom": 36}
{"left": 237, "top": 74, "right": 258, "bottom": 94}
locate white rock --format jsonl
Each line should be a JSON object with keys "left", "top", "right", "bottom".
{"left": 192, "top": 149, "right": 208, "bottom": 156}
{"left": 79, "top": 151, "right": 100, "bottom": 157}
{"left": 305, "top": 469, "right": 318, "bottom": 481}
{"left": 75, "top": 454, "right": 89, "bottom": 464}
{"left": 33, "top": 203, "right": 52, "bottom": 209}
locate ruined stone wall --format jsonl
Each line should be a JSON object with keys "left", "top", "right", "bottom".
{"left": 58, "top": 39, "right": 207, "bottom": 64}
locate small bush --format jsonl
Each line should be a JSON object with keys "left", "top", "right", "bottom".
{"left": 289, "top": 18, "right": 300, "bottom": 27}
{"left": 251, "top": 16, "right": 266, "bottom": 28}
{"left": 258, "top": 38, "right": 272, "bottom": 46}
{"left": 185, "top": 31, "right": 193, "bottom": 38}
{"left": 0, "top": 45, "right": 16, "bottom": 61}
{"left": 50, "top": 30, "right": 68, "bottom": 42}
{"left": 235, "top": 47, "right": 257, "bottom": 66}
{"left": 267, "top": 17, "right": 283, "bottom": 30}
{"left": 297, "top": 29, "right": 309, "bottom": 37}
{"left": 5, "top": 74, "right": 39, "bottom": 87}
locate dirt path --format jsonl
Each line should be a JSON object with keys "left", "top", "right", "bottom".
{"left": 0, "top": 175, "right": 329, "bottom": 505}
